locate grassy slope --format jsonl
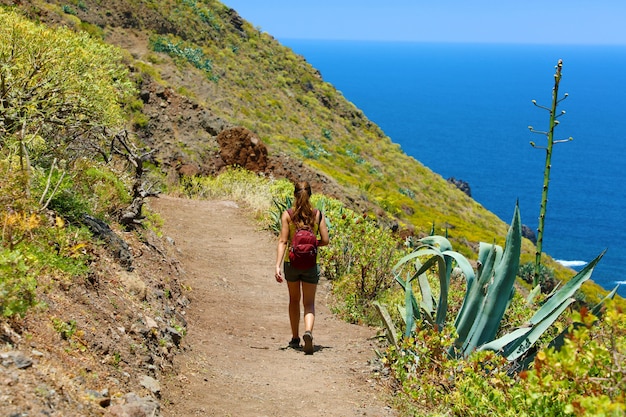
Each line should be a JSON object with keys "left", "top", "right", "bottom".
{"left": 11, "top": 0, "right": 612, "bottom": 302}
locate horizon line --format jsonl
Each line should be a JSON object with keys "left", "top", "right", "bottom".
{"left": 277, "top": 37, "right": 626, "bottom": 48}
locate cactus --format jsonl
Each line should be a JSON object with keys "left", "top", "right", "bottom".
{"left": 528, "top": 59, "right": 573, "bottom": 288}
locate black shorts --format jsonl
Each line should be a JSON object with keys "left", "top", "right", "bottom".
{"left": 284, "top": 263, "right": 320, "bottom": 284}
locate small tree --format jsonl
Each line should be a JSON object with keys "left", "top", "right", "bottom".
{"left": 0, "top": 9, "right": 135, "bottom": 194}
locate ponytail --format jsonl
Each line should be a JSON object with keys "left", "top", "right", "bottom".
{"left": 291, "top": 181, "right": 315, "bottom": 229}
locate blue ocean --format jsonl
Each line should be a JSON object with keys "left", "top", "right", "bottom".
{"left": 283, "top": 40, "right": 626, "bottom": 298}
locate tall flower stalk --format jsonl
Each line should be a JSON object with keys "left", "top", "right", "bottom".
{"left": 528, "top": 59, "right": 573, "bottom": 288}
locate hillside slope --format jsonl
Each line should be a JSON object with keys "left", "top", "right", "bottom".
{"left": 4, "top": 0, "right": 513, "bottom": 245}
{"left": 3, "top": 0, "right": 611, "bottom": 330}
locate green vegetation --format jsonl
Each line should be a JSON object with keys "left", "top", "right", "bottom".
{"left": 150, "top": 34, "right": 218, "bottom": 81}
{"left": 0, "top": 8, "right": 135, "bottom": 317}
{"left": 0, "top": 248, "right": 37, "bottom": 317}
{"left": 180, "top": 166, "right": 293, "bottom": 224}
{"left": 319, "top": 204, "right": 410, "bottom": 324}
{"left": 0, "top": 7, "right": 135, "bottom": 215}
{"left": 30, "top": 0, "right": 607, "bottom": 303}
{"left": 0, "top": 205, "right": 93, "bottom": 317}
{"left": 1, "top": 2, "right": 624, "bottom": 416}
{"left": 180, "top": 168, "right": 625, "bottom": 417}
{"left": 448, "top": 302, "right": 625, "bottom": 417}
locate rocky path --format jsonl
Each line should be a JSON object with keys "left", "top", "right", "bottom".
{"left": 151, "top": 196, "right": 396, "bottom": 417}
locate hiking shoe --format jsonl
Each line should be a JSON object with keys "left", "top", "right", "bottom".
{"left": 288, "top": 337, "right": 300, "bottom": 349}
{"left": 303, "top": 331, "right": 314, "bottom": 355}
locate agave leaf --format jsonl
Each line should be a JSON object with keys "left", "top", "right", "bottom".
{"left": 420, "top": 235, "right": 453, "bottom": 252}
{"left": 419, "top": 300, "right": 435, "bottom": 325}
{"left": 478, "top": 241, "right": 503, "bottom": 277}
{"left": 476, "top": 242, "right": 502, "bottom": 286}
{"left": 393, "top": 249, "right": 430, "bottom": 272}
{"left": 404, "top": 269, "right": 417, "bottom": 338}
{"left": 478, "top": 326, "right": 532, "bottom": 352}
{"left": 315, "top": 200, "right": 333, "bottom": 232}
{"left": 591, "top": 284, "right": 619, "bottom": 316}
{"left": 394, "top": 248, "right": 444, "bottom": 324}
{"left": 397, "top": 305, "right": 408, "bottom": 325}
{"left": 409, "top": 250, "right": 450, "bottom": 330}
{"left": 399, "top": 305, "right": 420, "bottom": 336}
{"left": 454, "top": 243, "right": 500, "bottom": 339}
{"left": 374, "top": 301, "right": 399, "bottom": 347}
{"left": 433, "top": 250, "right": 474, "bottom": 340}
{"left": 422, "top": 308, "right": 434, "bottom": 324}
{"left": 395, "top": 269, "right": 432, "bottom": 326}
{"left": 412, "top": 249, "right": 443, "bottom": 274}
{"left": 482, "top": 250, "right": 605, "bottom": 361}
{"left": 442, "top": 250, "right": 476, "bottom": 288}
{"left": 409, "top": 257, "right": 434, "bottom": 317}
{"left": 418, "top": 272, "right": 434, "bottom": 315}
{"left": 529, "top": 250, "right": 605, "bottom": 326}
{"left": 477, "top": 241, "right": 493, "bottom": 266}
{"left": 477, "top": 298, "right": 573, "bottom": 359}
{"left": 393, "top": 244, "right": 451, "bottom": 332}
{"left": 433, "top": 254, "right": 449, "bottom": 330}
{"left": 395, "top": 270, "right": 421, "bottom": 321}
{"left": 526, "top": 284, "right": 542, "bottom": 305}
{"left": 502, "top": 297, "right": 575, "bottom": 361}
{"left": 396, "top": 304, "right": 407, "bottom": 327}
{"left": 547, "top": 284, "right": 619, "bottom": 352}
{"left": 460, "top": 203, "right": 522, "bottom": 356}
{"left": 478, "top": 296, "right": 574, "bottom": 358}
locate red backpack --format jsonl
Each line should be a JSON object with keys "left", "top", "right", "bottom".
{"left": 287, "top": 209, "right": 320, "bottom": 270}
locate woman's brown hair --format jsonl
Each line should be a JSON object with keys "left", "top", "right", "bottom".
{"left": 291, "top": 181, "right": 315, "bottom": 229}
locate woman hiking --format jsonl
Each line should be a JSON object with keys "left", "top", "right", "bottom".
{"left": 275, "top": 181, "right": 330, "bottom": 354}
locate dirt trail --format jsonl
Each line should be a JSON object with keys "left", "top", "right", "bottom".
{"left": 151, "top": 196, "right": 396, "bottom": 417}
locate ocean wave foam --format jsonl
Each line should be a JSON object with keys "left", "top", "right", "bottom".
{"left": 555, "top": 259, "right": 588, "bottom": 268}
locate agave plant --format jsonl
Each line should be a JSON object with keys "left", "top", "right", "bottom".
{"left": 378, "top": 202, "right": 608, "bottom": 366}
{"left": 268, "top": 195, "right": 293, "bottom": 235}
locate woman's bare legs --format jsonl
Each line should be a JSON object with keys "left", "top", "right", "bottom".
{"left": 301, "top": 282, "right": 317, "bottom": 354}
{"left": 286, "top": 281, "right": 317, "bottom": 339}
{"left": 287, "top": 280, "right": 301, "bottom": 339}
{"left": 301, "top": 282, "right": 317, "bottom": 333}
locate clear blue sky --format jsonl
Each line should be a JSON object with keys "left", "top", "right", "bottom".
{"left": 222, "top": 1, "right": 626, "bottom": 45}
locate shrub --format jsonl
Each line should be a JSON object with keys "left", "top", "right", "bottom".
{"left": 0, "top": 203, "right": 91, "bottom": 318}
{"left": 32, "top": 160, "right": 131, "bottom": 223}
{"left": 0, "top": 9, "right": 135, "bottom": 168}
{"left": 150, "top": 35, "right": 218, "bottom": 81}
{"left": 180, "top": 167, "right": 292, "bottom": 223}
{"left": 451, "top": 302, "right": 626, "bottom": 416}
{"left": 519, "top": 261, "right": 557, "bottom": 293}
{"left": 0, "top": 248, "right": 37, "bottom": 318}
{"left": 323, "top": 208, "right": 409, "bottom": 324}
